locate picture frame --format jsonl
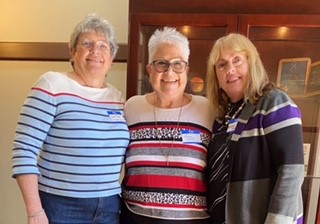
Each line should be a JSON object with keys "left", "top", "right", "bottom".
{"left": 277, "top": 57, "right": 311, "bottom": 94}
{"left": 307, "top": 60, "right": 320, "bottom": 94}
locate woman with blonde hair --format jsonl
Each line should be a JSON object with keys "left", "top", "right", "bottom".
{"left": 206, "top": 33, "right": 304, "bottom": 224}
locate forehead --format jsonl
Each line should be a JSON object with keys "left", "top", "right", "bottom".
{"left": 153, "top": 43, "right": 185, "bottom": 60}
{"left": 78, "top": 32, "right": 107, "bottom": 41}
{"left": 218, "top": 48, "right": 246, "bottom": 60}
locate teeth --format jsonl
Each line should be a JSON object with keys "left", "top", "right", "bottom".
{"left": 87, "top": 58, "right": 102, "bottom": 63}
{"left": 162, "top": 79, "right": 178, "bottom": 83}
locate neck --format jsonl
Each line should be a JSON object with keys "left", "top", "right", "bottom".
{"left": 68, "top": 71, "right": 106, "bottom": 88}
{"left": 151, "top": 92, "right": 188, "bottom": 108}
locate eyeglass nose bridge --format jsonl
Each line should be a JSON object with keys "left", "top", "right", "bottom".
{"left": 163, "top": 62, "right": 175, "bottom": 73}
{"left": 152, "top": 60, "right": 187, "bottom": 74}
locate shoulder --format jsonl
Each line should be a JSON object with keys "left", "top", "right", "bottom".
{"left": 124, "top": 95, "right": 146, "bottom": 108}
{"left": 124, "top": 95, "right": 148, "bottom": 112}
{"left": 191, "top": 94, "right": 209, "bottom": 105}
{"left": 32, "top": 71, "right": 66, "bottom": 90}
{"left": 186, "top": 94, "right": 214, "bottom": 131}
{"left": 255, "top": 89, "right": 302, "bottom": 122}
{"left": 258, "top": 88, "right": 298, "bottom": 109}
{"left": 124, "top": 95, "right": 150, "bottom": 125}
{"left": 39, "top": 71, "right": 68, "bottom": 83}
{"left": 105, "top": 83, "right": 123, "bottom": 100}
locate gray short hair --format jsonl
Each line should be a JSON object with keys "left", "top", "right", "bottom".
{"left": 69, "top": 13, "right": 118, "bottom": 59}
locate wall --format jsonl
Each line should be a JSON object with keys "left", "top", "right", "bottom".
{"left": 0, "top": 0, "right": 128, "bottom": 223}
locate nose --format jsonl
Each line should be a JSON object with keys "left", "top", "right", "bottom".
{"left": 89, "top": 44, "right": 101, "bottom": 54}
{"left": 164, "top": 64, "right": 174, "bottom": 74}
{"left": 226, "top": 63, "right": 235, "bottom": 74}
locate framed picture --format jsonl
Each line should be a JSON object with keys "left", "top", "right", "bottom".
{"left": 277, "top": 57, "right": 311, "bottom": 94}
{"left": 307, "top": 61, "right": 320, "bottom": 93}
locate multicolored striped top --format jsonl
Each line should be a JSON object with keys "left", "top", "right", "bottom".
{"left": 12, "top": 71, "right": 129, "bottom": 198}
{"left": 122, "top": 94, "right": 213, "bottom": 223}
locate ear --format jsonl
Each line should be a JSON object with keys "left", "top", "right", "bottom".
{"left": 70, "top": 48, "right": 76, "bottom": 58}
{"left": 146, "top": 64, "right": 152, "bottom": 76}
{"left": 185, "top": 65, "right": 190, "bottom": 74}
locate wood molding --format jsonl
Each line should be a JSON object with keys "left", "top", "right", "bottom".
{"left": 0, "top": 42, "right": 127, "bottom": 62}
{"left": 129, "top": 0, "right": 320, "bottom": 15}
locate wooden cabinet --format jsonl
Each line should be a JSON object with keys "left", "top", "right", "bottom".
{"left": 126, "top": 13, "right": 238, "bottom": 97}
{"left": 127, "top": 1, "right": 320, "bottom": 222}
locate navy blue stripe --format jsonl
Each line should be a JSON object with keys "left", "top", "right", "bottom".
{"left": 39, "top": 182, "right": 120, "bottom": 193}
{"left": 39, "top": 156, "right": 123, "bottom": 167}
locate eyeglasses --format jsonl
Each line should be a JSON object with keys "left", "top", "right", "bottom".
{"left": 151, "top": 60, "right": 188, "bottom": 73}
{"left": 79, "top": 40, "right": 111, "bottom": 54}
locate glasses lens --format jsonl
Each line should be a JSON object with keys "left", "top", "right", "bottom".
{"left": 81, "top": 41, "right": 94, "bottom": 49}
{"left": 153, "top": 60, "right": 187, "bottom": 73}
{"left": 80, "top": 40, "right": 110, "bottom": 54}
{"left": 154, "top": 61, "right": 169, "bottom": 72}
{"left": 172, "top": 61, "right": 186, "bottom": 73}
{"left": 96, "top": 41, "right": 109, "bottom": 53}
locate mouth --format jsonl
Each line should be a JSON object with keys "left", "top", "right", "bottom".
{"left": 161, "top": 79, "right": 179, "bottom": 83}
{"left": 227, "top": 77, "right": 241, "bottom": 83}
{"left": 86, "top": 58, "right": 103, "bottom": 63}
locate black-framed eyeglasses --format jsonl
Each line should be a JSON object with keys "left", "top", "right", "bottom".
{"left": 151, "top": 60, "right": 188, "bottom": 73}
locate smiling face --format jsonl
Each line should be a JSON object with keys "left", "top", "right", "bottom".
{"left": 146, "top": 43, "right": 189, "bottom": 99}
{"left": 70, "top": 32, "right": 112, "bottom": 79}
{"left": 215, "top": 48, "right": 249, "bottom": 102}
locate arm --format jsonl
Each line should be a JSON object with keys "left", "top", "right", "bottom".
{"left": 264, "top": 92, "right": 304, "bottom": 223}
{"left": 16, "top": 174, "right": 48, "bottom": 223}
{"left": 12, "top": 75, "right": 55, "bottom": 223}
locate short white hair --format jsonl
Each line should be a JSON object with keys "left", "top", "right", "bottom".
{"left": 148, "top": 27, "right": 190, "bottom": 63}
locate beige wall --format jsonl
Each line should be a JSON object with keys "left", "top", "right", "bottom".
{"left": 0, "top": 1, "right": 128, "bottom": 223}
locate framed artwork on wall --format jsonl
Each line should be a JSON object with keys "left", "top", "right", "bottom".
{"left": 307, "top": 61, "right": 320, "bottom": 94}
{"left": 277, "top": 57, "right": 311, "bottom": 94}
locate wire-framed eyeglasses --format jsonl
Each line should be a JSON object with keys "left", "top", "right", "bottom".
{"left": 79, "top": 40, "right": 111, "bottom": 54}
{"left": 151, "top": 60, "right": 188, "bottom": 73}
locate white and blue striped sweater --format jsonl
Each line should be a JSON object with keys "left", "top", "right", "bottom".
{"left": 12, "top": 71, "right": 130, "bottom": 198}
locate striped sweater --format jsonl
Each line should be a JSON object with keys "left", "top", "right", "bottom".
{"left": 12, "top": 71, "right": 130, "bottom": 198}
{"left": 207, "top": 89, "right": 305, "bottom": 224}
{"left": 122, "top": 94, "right": 214, "bottom": 223}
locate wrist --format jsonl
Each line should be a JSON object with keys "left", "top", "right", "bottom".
{"left": 28, "top": 209, "right": 45, "bottom": 218}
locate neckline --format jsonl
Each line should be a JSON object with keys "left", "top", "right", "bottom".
{"left": 64, "top": 72, "right": 107, "bottom": 89}
{"left": 224, "top": 99, "right": 246, "bottom": 126}
{"left": 146, "top": 93, "right": 192, "bottom": 110}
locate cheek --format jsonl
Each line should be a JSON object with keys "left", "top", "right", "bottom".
{"left": 239, "top": 62, "right": 249, "bottom": 75}
{"left": 73, "top": 50, "right": 87, "bottom": 61}
{"left": 216, "top": 71, "right": 226, "bottom": 85}
{"left": 149, "top": 74, "right": 159, "bottom": 85}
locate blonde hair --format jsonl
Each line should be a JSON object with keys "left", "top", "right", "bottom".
{"left": 206, "top": 33, "right": 272, "bottom": 119}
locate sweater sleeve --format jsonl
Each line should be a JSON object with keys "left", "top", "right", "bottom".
{"left": 12, "top": 75, "right": 56, "bottom": 177}
{"left": 263, "top": 91, "right": 304, "bottom": 223}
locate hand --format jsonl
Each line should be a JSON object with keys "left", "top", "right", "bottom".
{"left": 28, "top": 209, "right": 48, "bottom": 224}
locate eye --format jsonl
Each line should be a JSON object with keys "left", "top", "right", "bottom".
{"left": 172, "top": 61, "right": 183, "bottom": 68}
{"left": 156, "top": 61, "right": 168, "bottom": 67}
{"left": 233, "top": 55, "right": 244, "bottom": 66}
{"left": 97, "top": 42, "right": 109, "bottom": 51}
{"left": 81, "top": 41, "right": 93, "bottom": 48}
{"left": 216, "top": 62, "right": 226, "bottom": 70}
{"left": 234, "top": 56, "right": 241, "bottom": 62}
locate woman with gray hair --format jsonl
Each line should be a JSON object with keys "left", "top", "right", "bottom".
{"left": 120, "top": 27, "right": 213, "bottom": 224}
{"left": 12, "top": 13, "right": 129, "bottom": 223}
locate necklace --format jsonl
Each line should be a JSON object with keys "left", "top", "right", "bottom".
{"left": 153, "top": 95, "right": 184, "bottom": 166}
{"left": 224, "top": 100, "right": 246, "bottom": 126}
